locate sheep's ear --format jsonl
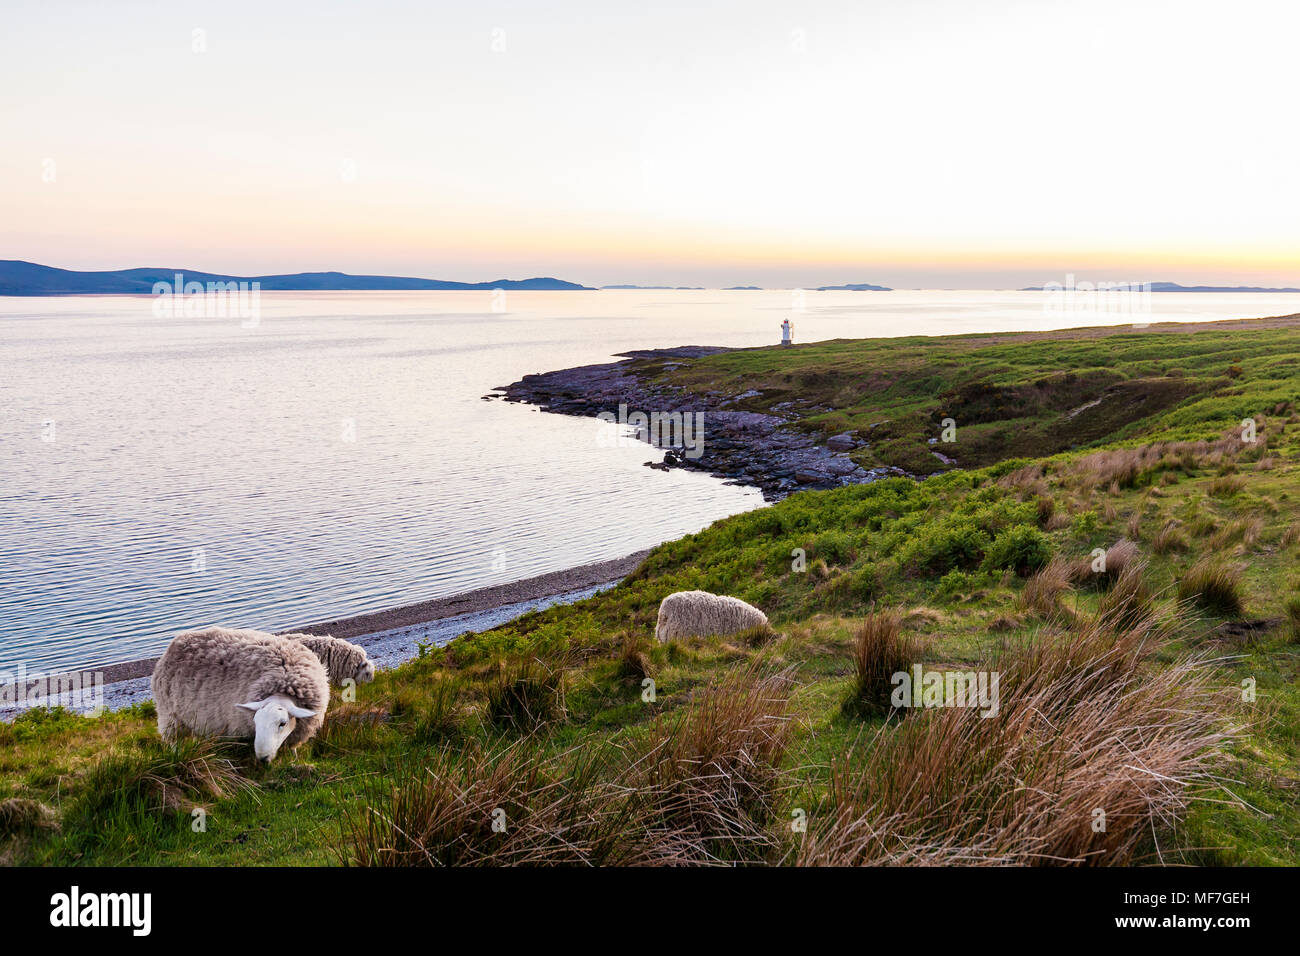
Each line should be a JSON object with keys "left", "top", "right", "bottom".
{"left": 285, "top": 703, "right": 317, "bottom": 719}
{"left": 237, "top": 699, "right": 267, "bottom": 712}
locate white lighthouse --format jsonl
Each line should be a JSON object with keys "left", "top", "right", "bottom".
{"left": 780, "top": 318, "right": 793, "bottom": 347}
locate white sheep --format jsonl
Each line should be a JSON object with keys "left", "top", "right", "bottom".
{"left": 284, "top": 633, "right": 376, "bottom": 686}
{"left": 151, "top": 626, "right": 329, "bottom": 762}
{"left": 654, "top": 590, "right": 770, "bottom": 643}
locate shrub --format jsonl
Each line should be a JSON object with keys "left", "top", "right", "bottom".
{"left": 982, "top": 525, "right": 1052, "bottom": 577}
{"left": 904, "top": 523, "right": 991, "bottom": 576}
{"left": 1071, "top": 510, "right": 1102, "bottom": 539}
{"left": 853, "top": 563, "right": 885, "bottom": 602}
{"left": 938, "top": 569, "right": 989, "bottom": 597}
{"left": 811, "top": 531, "right": 855, "bottom": 566}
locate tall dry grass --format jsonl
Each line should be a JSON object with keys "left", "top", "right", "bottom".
{"left": 844, "top": 610, "right": 920, "bottom": 717}
{"left": 1096, "top": 560, "right": 1155, "bottom": 631}
{"left": 1018, "top": 556, "right": 1074, "bottom": 623}
{"left": 1151, "top": 520, "right": 1188, "bottom": 555}
{"left": 343, "top": 661, "right": 796, "bottom": 866}
{"left": 1063, "top": 428, "right": 1266, "bottom": 492}
{"left": 1178, "top": 559, "right": 1245, "bottom": 617}
{"left": 797, "top": 608, "right": 1232, "bottom": 866}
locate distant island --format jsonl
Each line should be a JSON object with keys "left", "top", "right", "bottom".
{"left": 724, "top": 286, "right": 763, "bottom": 290}
{"left": 815, "top": 282, "right": 892, "bottom": 291}
{"left": 0, "top": 260, "right": 593, "bottom": 296}
{"left": 601, "top": 285, "right": 705, "bottom": 290}
{"left": 1020, "top": 280, "right": 1300, "bottom": 293}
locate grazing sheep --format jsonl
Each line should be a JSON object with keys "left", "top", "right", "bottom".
{"left": 654, "top": 590, "right": 769, "bottom": 643}
{"left": 284, "top": 633, "right": 376, "bottom": 686}
{"left": 151, "top": 627, "right": 329, "bottom": 762}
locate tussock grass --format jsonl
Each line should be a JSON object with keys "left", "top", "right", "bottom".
{"left": 1018, "top": 557, "right": 1074, "bottom": 623}
{"left": 1178, "top": 560, "right": 1245, "bottom": 617}
{"left": 1208, "top": 475, "right": 1246, "bottom": 498}
{"left": 615, "top": 633, "right": 653, "bottom": 682}
{"left": 1097, "top": 561, "right": 1155, "bottom": 631}
{"left": 797, "top": 609, "right": 1232, "bottom": 865}
{"left": 63, "top": 737, "right": 254, "bottom": 835}
{"left": 310, "top": 702, "right": 391, "bottom": 753}
{"left": 1152, "top": 520, "right": 1188, "bottom": 555}
{"left": 630, "top": 662, "right": 795, "bottom": 859}
{"left": 409, "top": 678, "right": 465, "bottom": 744}
{"left": 0, "top": 797, "right": 58, "bottom": 837}
{"left": 486, "top": 656, "right": 567, "bottom": 732}
{"left": 343, "top": 662, "right": 795, "bottom": 866}
{"left": 1098, "top": 538, "right": 1140, "bottom": 587}
{"left": 1209, "top": 517, "right": 1263, "bottom": 551}
{"left": 844, "top": 610, "right": 920, "bottom": 718}
{"left": 1285, "top": 596, "right": 1300, "bottom": 642}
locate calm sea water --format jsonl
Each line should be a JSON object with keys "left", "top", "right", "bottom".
{"left": 3, "top": 288, "right": 1298, "bottom": 675}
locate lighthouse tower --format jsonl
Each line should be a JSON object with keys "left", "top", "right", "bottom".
{"left": 780, "top": 318, "right": 793, "bottom": 347}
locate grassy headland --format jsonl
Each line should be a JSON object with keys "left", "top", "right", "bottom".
{"left": 3, "top": 316, "right": 1299, "bottom": 865}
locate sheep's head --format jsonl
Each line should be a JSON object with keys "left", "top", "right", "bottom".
{"left": 237, "top": 695, "right": 317, "bottom": 761}
{"left": 356, "top": 657, "right": 376, "bottom": 684}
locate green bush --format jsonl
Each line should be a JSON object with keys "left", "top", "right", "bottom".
{"left": 853, "top": 564, "right": 885, "bottom": 601}
{"left": 903, "top": 522, "right": 991, "bottom": 576}
{"left": 982, "top": 525, "right": 1052, "bottom": 577}
{"left": 811, "top": 530, "right": 855, "bottom": 566}
{"left": 937, "top": 569, "right": 993, "bottom": 596}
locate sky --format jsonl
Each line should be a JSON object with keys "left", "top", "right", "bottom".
{"left": 3, "top": 0, "right": 1299, "bottom": 289}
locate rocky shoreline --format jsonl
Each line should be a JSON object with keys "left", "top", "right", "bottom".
{"left": 493, "top": 346, "right": 906, "bottom": 500}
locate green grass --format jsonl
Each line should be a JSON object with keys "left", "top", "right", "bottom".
{"left": 3, "top": 316, "right": 1300, "bottom": 865}
{"left": 652, "top": 315, "right": 1300, "bottom": 475}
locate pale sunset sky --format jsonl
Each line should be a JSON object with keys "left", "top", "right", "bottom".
{"left": 3, "top": 0, "right": 1298, "bottom": 288}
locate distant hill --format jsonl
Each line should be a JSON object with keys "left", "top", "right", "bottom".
{"left": 0, "top": 260, "right": 593, "bottom": 295}
{"left": 1020, "top": 280, "right": 1300, "bottom": 293}
{"left": 724, "top": 286, "right": 763, "bottom": 290}
{"left": 814, "top": 282, "right": 892, "bottom": 291}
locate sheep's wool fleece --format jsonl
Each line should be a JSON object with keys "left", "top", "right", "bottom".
{"left": 654, "top": 590, "right": 769, "bottom": 643}
{"left": 152, "top": 627, "right": 329, "bottom": 748}
{"left": 285, "top": 633, "right": 370, "bottom": 684}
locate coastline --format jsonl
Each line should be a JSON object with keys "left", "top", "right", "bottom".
{"left": 494, "top": 346, "right": 905, "bottom": 499}
{"left": 1, "top": 549, "right": 650, "bottom": 718}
